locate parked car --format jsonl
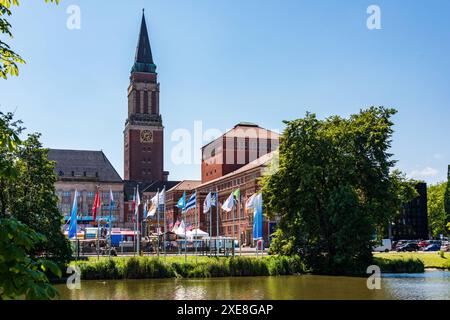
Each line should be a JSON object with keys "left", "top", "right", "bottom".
{"left": 393, "top": 240, "right": 407, "bottom": 250}
{"left": 418, "top": 240, "right": 429, "bottom": 249}
{"left": 396, "top": 243, "right": 419, "bottom": 252}
{"left": 429, "top": 240, "right": 442, "bottom": 246}
{"left": 423, "top": 244, "right": 441, "bottom": 252}
{"left": 373, "top": 239, "right": 392, "bottom": 252}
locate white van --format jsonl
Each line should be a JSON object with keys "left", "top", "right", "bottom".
{"left": 373, "top": 239, "right": 392, "bottom": 252}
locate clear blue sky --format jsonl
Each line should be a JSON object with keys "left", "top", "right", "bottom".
{"left": 1, "top": 0, "right": 449, "bottom": 184}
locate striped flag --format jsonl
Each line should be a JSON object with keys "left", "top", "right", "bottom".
{"left": 184, "top": 192, "right": 197, "bottom": 213}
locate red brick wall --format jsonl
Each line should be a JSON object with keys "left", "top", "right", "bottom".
{"left": 124, "top": 129, "right": 164, "bottom": 182}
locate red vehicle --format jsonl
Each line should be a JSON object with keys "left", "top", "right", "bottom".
{"left": 418, "top": 240, "right": 429, "bottom": 249}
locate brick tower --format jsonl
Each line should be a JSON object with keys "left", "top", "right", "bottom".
{"left": 124, "top": 11, "right": 167, "bottom": 182}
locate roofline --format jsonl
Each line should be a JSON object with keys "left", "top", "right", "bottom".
{"left": 168, "top": 180, "right": 202, "bottom": 192}
{"left": 201, "top": 124, "right": 280, "bottom": 151}
{"left": 197, "top": 151, "right": 276, "bottom": 190}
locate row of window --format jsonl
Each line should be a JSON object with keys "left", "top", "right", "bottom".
{"left": 216, "top": 176, "right": 247, "bottom": 192}
{"left": 59, "top": 171, "right": 99, "bottom": 178}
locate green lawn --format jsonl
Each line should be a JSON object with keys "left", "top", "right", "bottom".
{"left": 374, "top": 252, "right": 450, "bottom": 270}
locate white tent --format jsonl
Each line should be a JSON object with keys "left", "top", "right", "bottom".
{"left": 186, "top": 228, "right": 209, "bottom": 239}
{"left": 175, "top": 220, "right": 186, "bottom": 238}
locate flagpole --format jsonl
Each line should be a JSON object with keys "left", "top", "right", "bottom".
{"left": 184, "top": 208, "right": 187, "bottom": 263}
{"left": 136, "top": 186, "right": 140, "bottom": 256}
{"left": 233, "top": 196, "right": 236, "bottom": 257}
{"left": 194, "top": 192, "right": 198, "bottom": 263}
{"left": 209, "top": 192, "right": 213, "bottom": 258}
{"left": 133, "top": 187, "right": 136, "bottom": 257}
{"left": 216, "top": 188, "right": 219, "bottom": 257}
{"left": 238, "top": 193, "right": 241, "bottom": 257}
{"left": 97, "top": 186, "right": 101, "bottom": 261}
{"left": 109, "top": 189, "right": 113, "bottom": 259}
{"left": 156, "top": 188, "right": 160, "bottom": 259}
{"left": 163, "top": 189, "right": 167, "bottom": 259}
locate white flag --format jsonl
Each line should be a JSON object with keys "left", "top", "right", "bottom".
{"left": 135, "top": 186, "right": 141, "bottom": 215}
{"left": 203, "top": 192, "right": 212, "bottom": 213}
{"left": 221, "top": 192, "right": 234, "bottom": 212}
{"left": 158, "top": 187, "right": 166, "bottom": 205}
{"left": 147, "top": 191, "right": 159, "bottom": 218}
{"left": 246, "top": 193, "right": 257, "bottom": 210}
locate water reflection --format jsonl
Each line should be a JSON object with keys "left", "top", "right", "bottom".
{"left": 56, "top": 271, "right": 450, "bottom": 300}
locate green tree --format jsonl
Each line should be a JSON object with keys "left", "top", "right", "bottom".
{"left": 261, "top": 107, "right": 417, "bottom": 274}
{"left": 0, "top": 113, "right": 62, "bottom": 300}
{"left": 445, "top": 165, "right": 450, "bottom": 223}
{"left": 427, "top": 182, "right": 448, "bottom": 238}
{"left": 0, "top": 218, "right": 61, "bottom": 299}
{"left": 0, "top": 0, "right": 59, "bottom": 79}
{"left": 5, "top": 133, "right": 72, "bottom": 264}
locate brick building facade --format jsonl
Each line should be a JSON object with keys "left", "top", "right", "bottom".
{"left": 48, "top": 149, "right": 125, "bottom": 227}
{"left": 202, "top": 122, "right": 279, "bottom": 183}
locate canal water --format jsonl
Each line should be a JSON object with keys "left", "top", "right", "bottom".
{"left": 56, "top": 271, "right": 450, "bottom": 300}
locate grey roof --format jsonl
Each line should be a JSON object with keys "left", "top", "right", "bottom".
{"left": 48, "top": 149, "right": 122, "bottom": 183}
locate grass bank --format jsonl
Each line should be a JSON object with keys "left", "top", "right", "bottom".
{"left": 71, "top": 256, "right": 307, "bottom": 280}
{"left": 374, "top": 252, "right": 450, "bottom": 272}
{"left": 62, "top": 253, "right": 446, "bottom": 281}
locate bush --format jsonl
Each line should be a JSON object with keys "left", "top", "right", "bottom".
{"left": 374, "top": 258, "right": 424, "bottom": 273}
{"left": 70, "top": 256, "right": 307, "bottom": 281}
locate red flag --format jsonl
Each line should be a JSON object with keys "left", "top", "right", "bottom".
{"left": 92, "top": 188, "right": 101, "bottom": 222}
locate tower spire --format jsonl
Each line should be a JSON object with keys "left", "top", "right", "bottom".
{"left": 132, "top": 10, "right": 156, "bottom": 73}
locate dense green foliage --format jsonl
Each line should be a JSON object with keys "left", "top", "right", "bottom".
{"left": 0, "top": 0, "right": 58, "bottom": 79}
{"left": 427, "top": 182, "right": 449, "bottom": 238}
{"left": 72, "top": 256, "right": 307, "bottom": 280}
{"left": 0, "top": 113, "right": 71, "bottom": 265}
{"left": 261, "top": 107, "right": 418, "bottom": 274}
{"left": 375, "top": 252, "right": 450, "bottom": 270}
{"left": 0, "top": 113, "right": 63, "bottom": 299}
{"left": 0, "top": 218, "right": 62, "bottom": 299}
{"left": 445, "top": 166, "right": 450, "bottom": 225}
{"left": 373, "top": 257, "right": 424, "bottom": 273}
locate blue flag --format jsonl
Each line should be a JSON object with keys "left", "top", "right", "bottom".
{"left": 68, "top": 190, "right": 78, "bottom": 240}
{"left": 176, "top": 191, "right": 186, "bottom": 210}
{"left": 253, "top": 194, "right": 263, "bottom": 240}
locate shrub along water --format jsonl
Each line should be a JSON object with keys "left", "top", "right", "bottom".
{"left": 72, "top": 256, "right": 307, "bottom": 281}
{"left": 374, "top": 257, "right": 425, "bottom": 273}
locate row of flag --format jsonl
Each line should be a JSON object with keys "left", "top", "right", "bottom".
{"left": 68, "top": 187, "right": 115, "bottom": 239}
{"left": 173, "top": 188, "right": 263, "bottom": 239}
{"left": 68, "top": 185, "right": 264, "bottom": 240}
